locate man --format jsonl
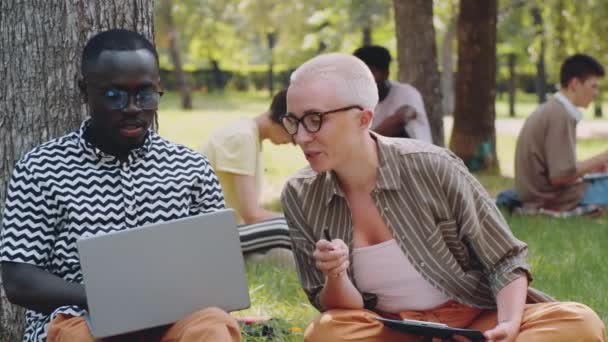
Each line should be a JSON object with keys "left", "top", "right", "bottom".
{"left": 0, "top": 29, "right": 240, "bottom": 342}
{"left": 515, "top": 54, "right": 608, "bottom": 211}
{"left": 353, "top": 45, "right": 432, "bottom": 143}
{"left": 280, "top": 53, "right": 604, "bottom": 342}
{"left": 202, "top": 89, "right": 294, "bottom": 264}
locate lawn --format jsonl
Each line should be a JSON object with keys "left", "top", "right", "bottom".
{"left": 158, "top": 91, "right": 608, "bottom": 341}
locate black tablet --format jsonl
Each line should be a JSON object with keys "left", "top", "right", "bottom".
{"left": 377, "top": 317, "right": 486, "bottom": 341}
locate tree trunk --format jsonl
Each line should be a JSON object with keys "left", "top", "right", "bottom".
{"left": 362, "top": 25, "right": 372, "bottom": 46}
{"left": 210, "top": 60, "right": 225, "bottom": 92}
{"left": 449, "top": 0, "right": 498, "bottom": 172}
{"left": 161, "top": 0, "right": 192, "bottom": 109}
{"left": 595, "top": 91, "right": 603, "bottom": 118}
{"left": 0, "top": 1, "right": 154, "bottom": 340}
{"left": 555, "top": 0, "right": 567, "bottom": 63}
{"left": 393, "top": 0, "right": 444, "bottom": 146}
{"left": 267, "top": 32, "right": 277, "bottom": 98}
{"left": 508, "top": 53, "right": 517, "bottom": 117}
{"left": 441, "top": 15, "right": 457, "bottom": 117}
{"left": 531, "top": 6, "right": 547, "bottom": 104}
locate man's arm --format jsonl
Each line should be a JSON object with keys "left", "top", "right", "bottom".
{"left": 373, "top": 105, "right": 417, "bottom": 137}
{"left": 551, "top": 150, "right": 608, "bottom": 186}
{"left": 232, "top": 173, "right": 281, "bottom": 224}
{"left": 2, "top": 262, "right": 87, "bottom": 314}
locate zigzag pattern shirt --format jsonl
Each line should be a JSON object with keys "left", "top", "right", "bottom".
{"left": 0, "top": 121, "right": 225, "bottom": 342}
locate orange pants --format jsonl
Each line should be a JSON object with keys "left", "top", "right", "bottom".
{"left": 305, "top": 301, "right": 606, "bottom": 342}
{"left": 47, "top": 307, "right": 241, "bottom": 342}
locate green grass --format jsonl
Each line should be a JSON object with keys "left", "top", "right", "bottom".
{"left": 157, "top": 91, "right": 608, "bottom": 340}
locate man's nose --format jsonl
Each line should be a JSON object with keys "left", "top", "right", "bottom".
{"left": 122, "top": 95, "right": 142, "bottom": 114}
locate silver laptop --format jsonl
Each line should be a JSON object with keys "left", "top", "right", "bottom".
{"left": 77, "top": 209, "right": 250, "bottom": 338}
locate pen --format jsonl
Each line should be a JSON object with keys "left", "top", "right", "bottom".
{"left": 323, "top": 228, "right": 332, "bottom": 242}
{"left": 323, "top": 228, "right": 335, "bottom": 251}
{"left": 323, "top": 228, "right": 342, "bottom": 277}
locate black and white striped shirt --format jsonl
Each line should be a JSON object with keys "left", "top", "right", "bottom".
{"left": 281, "top": 133, "right": 552, "bottom": 313}
{"left": 0, "top": 121, "right": 224, "bottom": 341}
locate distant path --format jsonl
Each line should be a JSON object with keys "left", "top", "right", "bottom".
{"left": 444, "top": 117, "right": 608, "bottom": 138}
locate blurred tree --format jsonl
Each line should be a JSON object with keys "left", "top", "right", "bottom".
{"left": 155, "top": 0, "right": 247, "bottom": 91}
{"left": 450, "top": 0, "right": 499, "bottom": 171}
{"left": 496, "top": 0, "right": 529, "bottom": 117}
{"left": 531, "top": 5, "right": 548, "bottom": 104}
{"left": 158, "top": 0, "right": 192, "bottom": 109}
{"left": 0, "top": 2, "right": 154, "bottom": 340}
{"left": 393, "top": 0, "right": 445, "bottom": 146}
{"left": 346, "top": 0, "right": 392, "bottom": 47}
{"left": 544, "top": 0, "right": 608, "bottom": 117}
{"left": 435, "top": 0, "right": 458, "bottom": 117}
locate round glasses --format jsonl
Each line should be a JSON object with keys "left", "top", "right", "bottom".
{"left": 101, "top": 88, "right": 164, "bottom": 110}
{"left": 280, "top": 105, "right": 363, "bottom": 135}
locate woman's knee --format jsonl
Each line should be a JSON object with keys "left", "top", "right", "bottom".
{"left": 46, "top": 315, "right": 95, "bottom": 342}
{"left": 304, "top": 309, "right": 381, "bottom": 342}
{"left": 563, "top": 302, "right": 605, "bottom": 341}
{"left": 186, "top": 307, "right": 238, "bottom": 328}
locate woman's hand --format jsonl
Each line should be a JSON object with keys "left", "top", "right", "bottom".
{"left": 483, "top": 319, "right": 520, "bottom": 342}
{"left": 313, "top": 238, "right": 349, "bottom": 278}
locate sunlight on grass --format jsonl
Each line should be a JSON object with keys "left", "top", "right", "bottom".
{"left": 157, "top": 91, "right": 608, "bottom": 339}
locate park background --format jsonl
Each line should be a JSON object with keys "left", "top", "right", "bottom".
{"left": 1, "top": 0, "right": 607, "bottom": 341}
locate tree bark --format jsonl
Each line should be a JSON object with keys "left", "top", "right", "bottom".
{"left": 267, "top": 32, "right": 276, "bottom": 98}
{"left": 0, "top": 1, "right": 154, "bottom": 340}
{"left": 449, "top": 0, "right": 499, "bottom": 172}
{"left": 393, "top": 0, "right": 444, "bottom": 146}
{"left": 508, "top": 53, "right": 517, "bottom": 117}
{"left": 595, "top": 91, "right": 603, "bottom": 118}
{"left": 531, "top": 6, "right": 547, "bottom": 104}
{"left": 160, "top": 0, "right": 192, "bottom": 109}
{"left": 441, "top": 15, "right": 457, "bottom": 117}
{"left": 362, "top": 25, "right": 372, "bottom": 46}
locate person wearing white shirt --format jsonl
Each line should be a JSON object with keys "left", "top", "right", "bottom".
{"left": 354, "top": 45, "right": 433, "bottom": 143}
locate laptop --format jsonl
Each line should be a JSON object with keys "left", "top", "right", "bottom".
{"left": 77, "top": 209, "right": 251, "bottom": 338}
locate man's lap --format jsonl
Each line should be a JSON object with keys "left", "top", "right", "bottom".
{"left": 47, "top": 307, "right": 240, "bottom": 342}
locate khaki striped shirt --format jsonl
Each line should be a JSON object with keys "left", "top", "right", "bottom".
{"left": 281, "top": 133, "right": 552, "bottom": 312}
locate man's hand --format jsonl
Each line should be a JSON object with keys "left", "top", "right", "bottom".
{"left": 313, "top": 238, "right": 349, "bottom": 278}
{"left": 483, "top": 320, "right": 520, "bottom": 342}
{"left": 394, "top": 105, "right": 417, "bottom": 123}
{"left": 592, "top": 162, "right": 608, "bottom": 173}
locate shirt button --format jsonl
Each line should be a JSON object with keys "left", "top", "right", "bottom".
{"left": 420, "top": 262, "right": 426, "bottom": 267}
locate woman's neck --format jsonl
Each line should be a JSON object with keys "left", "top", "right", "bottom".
{"left": 335, "top": 134, "right": 379, "bottom": 194}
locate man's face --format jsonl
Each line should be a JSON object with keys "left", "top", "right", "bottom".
{"left": 571, "top": 76, "right": 601, "bottom": 108}
{"left": 286, "top": 79, "right": 362, "bottom": 173}
{"left": 83, "top": 49, "right": 160, "bottom": 154}
{"left": 367, "top": 65, "right": 389, "bottom": 98}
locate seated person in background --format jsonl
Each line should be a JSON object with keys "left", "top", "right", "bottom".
{"left": 280, "top": 52, "right": 605, "bottom": 342}
{"left": 515, "top": 54, "right": 608, "bottom": 211}
{"left": 0, "top": 29, "right": 240, "bottom": 342}
{"left": 202, "top": 90, "right": 295, "bottom": 265}
{"left": 353, "top": 45, "right": 432, "bottom": 143}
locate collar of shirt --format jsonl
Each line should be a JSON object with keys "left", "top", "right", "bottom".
{"left": 553, "top": 92, "right": 583, "bottom": 122}
{"left": 77, "top": 119, "right": 154, "bottom": 164}
{"left": 322, "top": 132, "right": 402, "bottom": 205}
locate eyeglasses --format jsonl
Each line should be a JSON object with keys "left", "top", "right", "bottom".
{"left": 99, "top": 88, "right": 164, "bottom": 110}
{"left": 280, "top": 105, "right": 363, "bottom": 135}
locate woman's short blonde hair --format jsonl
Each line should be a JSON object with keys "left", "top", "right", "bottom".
{"left": 290, "top": 53, "right": 378, "bottom": 110}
